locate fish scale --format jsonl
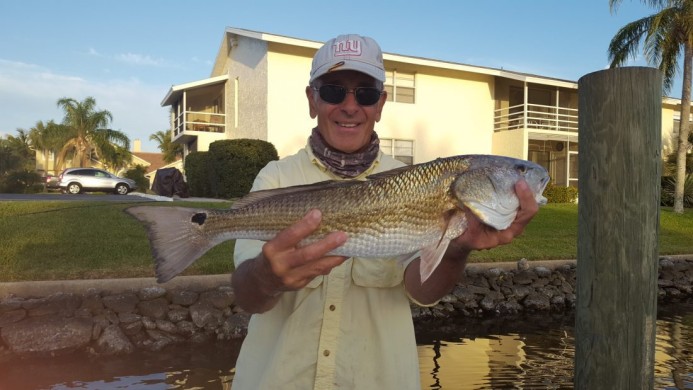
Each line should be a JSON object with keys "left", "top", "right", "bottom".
{"left": 127, "top": 154, "right": 549, "bottom": 283}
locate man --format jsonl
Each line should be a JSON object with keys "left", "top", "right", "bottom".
{"left": 231, "top": 34, "right": 538, "bottom": 389}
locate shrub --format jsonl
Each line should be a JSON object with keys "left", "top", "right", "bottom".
{"left": 0, "top": 170, "right": 43, "bottom": 193}
{"left": 661, "top": 174, "right": 693, "bottom": 208}
{"left": 124, "top": 165, "right": 150, "bottom": 193}
{"left": 543, "top": 183, "right": 578, "bottom": 204}
{"left": 184, "top": 151, "right": 213, "bottom": 197}
{"left": 208, "top": 139, "right": 279, "bottom": 198}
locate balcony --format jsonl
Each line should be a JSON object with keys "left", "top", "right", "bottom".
{"left": 161, "top": 75, "right": 228, "bottom": 148}
{"left": 173, "top": 111, "right": 226, "bottom": 138}
{"left": 494, "top": 103, "right": 578, "bottom": 133}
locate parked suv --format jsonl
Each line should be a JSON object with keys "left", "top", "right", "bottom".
{"left": 58, "top": 168, "right": 137, "bottom": 195}
{"left": 43, "top": 174, "right": 60, "bottom": 191}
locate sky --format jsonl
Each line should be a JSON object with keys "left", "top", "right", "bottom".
{"left": 0, "top": 1, "right": 680, "bottom": 152}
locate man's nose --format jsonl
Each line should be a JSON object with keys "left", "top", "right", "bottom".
{"left": 340, "top": 90, "right": 360, "bottom": 112}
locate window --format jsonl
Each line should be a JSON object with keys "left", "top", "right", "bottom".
{"left": 380, "top": 138, "right": 414, "bottom": 165}
{"left": 384, "top": 70, "right": 415, "bottom": 104}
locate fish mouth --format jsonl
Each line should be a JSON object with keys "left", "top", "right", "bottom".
{"left": 537, "top": 175, "right": 550, "bottom": 205}
{"left": 537, "top": 196, "right": 548, "bottom": 206}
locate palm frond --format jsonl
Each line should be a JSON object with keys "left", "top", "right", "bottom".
{"left": 608, "top": 16, "right": 654, "bottom": 66}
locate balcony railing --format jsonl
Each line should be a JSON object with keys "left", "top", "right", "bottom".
{"left": 173, "top": 111, "right": 226, "bottom": 137}
{"left": 494, "top": 103, "right": 578, "bottom": 133}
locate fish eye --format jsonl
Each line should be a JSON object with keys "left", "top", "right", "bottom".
{"left": 515, "top": 164, "right": 528, "bottom": 174}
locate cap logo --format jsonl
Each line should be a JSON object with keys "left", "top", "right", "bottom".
{"left": 333, "top": 39, "right": 361, "bottom": 57}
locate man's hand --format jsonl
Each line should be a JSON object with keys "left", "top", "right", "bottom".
{"left": 232, "top": 209, "right": 348, "bottom": 313}
{"left": 405, "top": 179, "right": 539, "bottom": 304}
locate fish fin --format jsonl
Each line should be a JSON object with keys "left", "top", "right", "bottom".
{"left": 395, "top": 252, "right": 419, "bottom": 266}
{"left": 364, "top": 164, "right": 416, "bottom": 180}
{"left": 365, "top": 156, "right": 459, "bottom": 181}
{"left": 418, "top": 209, "right": 469, "bottom": 283}
{"left": 231, "top": 180, "right": 362, "bottom": 209}
{"left": 419, "top": 239, "right": 451, "bottom": 283}
{"left": 126, "top": 206, "right": 219, "bottom": 283}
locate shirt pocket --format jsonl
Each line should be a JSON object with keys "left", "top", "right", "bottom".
{"left": 351, "top": 257, "right": 405, "bottom": 288}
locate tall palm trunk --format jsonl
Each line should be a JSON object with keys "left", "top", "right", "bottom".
{"left": 674, "top": 40, "right": 692, "bottom": 213}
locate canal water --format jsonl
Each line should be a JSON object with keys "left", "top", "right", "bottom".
{"left": 2, "top": 300, "right": 691, "bottom": 389}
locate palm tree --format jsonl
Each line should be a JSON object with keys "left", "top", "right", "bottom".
{"left": 149, "top": 130, "right": 183, "bottom": 163}
{"left": 608, "top": 0, "right": 693, "bottom": 213}
{"left": 54, "top": 96, "right": 131, "bottom": 170}
{"left": 28, "top": 120, "right": 66, "bottom": 175}
{"left": 99, "top": 144, "right": 133, "bottom": 174}
{"left": 4, "top": 129, "right": 35, "bottom": 171}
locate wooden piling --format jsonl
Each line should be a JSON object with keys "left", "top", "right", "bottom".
{"left": 575, "top": 67, "right": 662, "bottom": 389}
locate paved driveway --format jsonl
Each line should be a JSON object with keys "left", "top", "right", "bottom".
{"left": 0, "top": 193, "right": 156, "bottom": 202}
{"left": 0, "top": 192, "right": 228, "bottom": 203}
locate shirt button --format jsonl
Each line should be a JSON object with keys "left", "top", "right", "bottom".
{"left": 323, "top": 350, "right": 330, "bottom": 357}
{"left": 329, "top": 304, "right": 336, "bottom": 311}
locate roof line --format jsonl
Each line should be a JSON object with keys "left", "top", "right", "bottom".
{"left": 161, "top": 74, "right": 228, "bottom": 106}
{"left": 224, "top": 26, "right": 578, "bottom": 88}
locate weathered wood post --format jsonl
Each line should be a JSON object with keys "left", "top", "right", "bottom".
{"left": 575, "top": 67, "right": 662, "bottom": 389}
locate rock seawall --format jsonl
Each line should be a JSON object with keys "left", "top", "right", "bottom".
{"left": 1, "top": 257, "right": 691, "bottom": 360}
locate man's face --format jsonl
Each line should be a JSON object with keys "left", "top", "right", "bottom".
{"left": 306, "top": 70, "right": 386, "bottom": 153}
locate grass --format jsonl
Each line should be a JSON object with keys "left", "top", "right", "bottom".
{"left": 469, "top": 203, "right": 581, "bottom": 262}
{"left": 0, "top": 201, "right": 691, "bottom": 282}
{"left": 0, "top": 200, "right": 235, "bottom": 282}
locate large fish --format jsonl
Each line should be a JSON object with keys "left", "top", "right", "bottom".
{"left": 127, "top": 155, "right": 549, "bottom": 283}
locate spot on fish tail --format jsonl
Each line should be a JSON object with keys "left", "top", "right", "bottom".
{"left": 191, "top": 212, "right": 207, "bottom": 225}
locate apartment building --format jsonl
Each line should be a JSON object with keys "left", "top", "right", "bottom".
{"left": 161, "top": 27, "right": 683, "bottom": 188}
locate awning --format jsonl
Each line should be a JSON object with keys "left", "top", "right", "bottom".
{"left": 160, "top": 75, "right": 229, "bottom": 106}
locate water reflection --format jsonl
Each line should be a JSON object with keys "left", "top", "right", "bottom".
{"left": 416, "top": 301, "right": 693, "bottom": 389}
{"left": 1, "top": 301, "right": 691, "bottom": 389}
{"left": 1, "top": 340, "right": 242, "bottom": 390}
{"left": 655, "top": 303, "right": 693, "bottom": 390}
{"left": 416, "top": 315, "right": 576, "bottom": 389}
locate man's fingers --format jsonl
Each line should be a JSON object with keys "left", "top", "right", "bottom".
{"left": 515, "top": 180, "right": 539, "bottom": 218}
{"left": 259, "top": 209, "right": 349, "bottom": 291}
{"left": 265, "top": 209, "right": 323, "bottom": 254}
{"left": 284, "top": 231, "right": 348, "bottom": 269}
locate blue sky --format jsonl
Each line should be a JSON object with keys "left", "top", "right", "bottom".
{"left": 0, "top": 0, "right": 678, "bottom": 152}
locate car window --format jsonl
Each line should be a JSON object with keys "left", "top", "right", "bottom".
{"left": 94, "top": 171, "right": 110, "bottom": 178}
{"left": 72, "top": 169, "right": 94, "bottom": 176}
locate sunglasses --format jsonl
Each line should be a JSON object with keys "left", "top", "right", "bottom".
{"left": 312, "top": 84, "right": 384, "bottom": 106}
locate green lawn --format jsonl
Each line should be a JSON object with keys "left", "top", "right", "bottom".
{"left": 1, "top": 201, "right": 691, "bottom": 282}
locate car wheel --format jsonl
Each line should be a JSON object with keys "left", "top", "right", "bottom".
{"left": 115, "top": 184, "right": 130, "bottom": 195}
{"left": 67, "top": 183, "right": 81, "bottom": 194}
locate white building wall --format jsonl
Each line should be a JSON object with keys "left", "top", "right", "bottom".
{"left": 195, "top": 132, "right": 228, "bottom": 152}
{"left": 228, "top": 35, "right": 269, "bottom": 141}
{"left": 378, "top": 71, "right": 495, "bottom": 163}
{"left": 266, "top": 50, "right": 315, "bottom": 158}
{"left": 661, "top": 104, "right": 677, "bottom": 156}
{"left": 492, "top": 129, "right": 527, "bottom": 159}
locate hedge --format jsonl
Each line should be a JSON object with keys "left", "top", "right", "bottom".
{"left": 124, "top": 165, "right": 150, "bottom": 192}
{"left": 184, "top": 139, "right": 278, "bottom": 199}
{"left": 184, "top": 151, "right": 212, "bottom": 197}
{"left": 543, "top": 183, "right": 578, "bottom": 204}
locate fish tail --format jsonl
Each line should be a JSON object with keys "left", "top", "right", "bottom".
{"left": 126, "top": 206, "right": 218, "bottom": 283}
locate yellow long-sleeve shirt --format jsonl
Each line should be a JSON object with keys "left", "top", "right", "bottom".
{"left": 232, "top": 144, "right": 422, "bottom": 390}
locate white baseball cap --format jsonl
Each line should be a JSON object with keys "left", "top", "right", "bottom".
{"left": 309, "top": 34, "right": 385, "bottom": 84}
